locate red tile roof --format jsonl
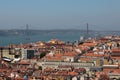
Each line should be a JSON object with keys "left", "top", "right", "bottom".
{"left": 68, "top": 71, "right": 78, "bottom": 76}
{"left": 18, "top": 61, "right": 30, "bottom": 65}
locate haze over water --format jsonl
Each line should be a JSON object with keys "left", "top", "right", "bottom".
{"left": 0, "top": 0, "right": 120, "bottom": 46}
{"left": 0, "top": 30, "right": 120, "bottom": 46}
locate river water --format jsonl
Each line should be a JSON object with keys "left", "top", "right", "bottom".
{"left": 0, "top": 31, "right": 120, "bottom": 46}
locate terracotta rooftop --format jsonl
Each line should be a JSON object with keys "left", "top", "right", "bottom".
{"left": 112, "top": 48, "right": 120, "bottom": 53}
{"left": 82, "top": 42, "right": 97, "bottom": 47}
{"left": 83, "top": 53, "right": 104, "bottom": 57}
{"left": 54, "top": 53, "right": 63, "bottom": 57}
{"left": 46, "top": 57, "right": 65, "bottom": 61}
{"left": 18, "top": 61, "right": 30, "bottom": 65}
{"left": 79, "top": 58, "right": 92, "bottom": 62}
{"left": 63, "top": 52, "right": 76, "bottom": 57}
{"left": 68, "top": 71, "right": 78, "bottom": 76}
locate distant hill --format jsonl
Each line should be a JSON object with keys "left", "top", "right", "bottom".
{"left": 0, "top": 29, "right": 93, "bottom": 36}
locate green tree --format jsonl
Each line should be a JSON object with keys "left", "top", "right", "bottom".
{"left": 40, "top": 52, "right": 46, "bottom": 58}
{"left": 39, "top": 66, "right": 42, "bottom": 70}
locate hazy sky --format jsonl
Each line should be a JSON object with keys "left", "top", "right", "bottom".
{"left": 0, "top": 0, "right": 120, "bottom": 30}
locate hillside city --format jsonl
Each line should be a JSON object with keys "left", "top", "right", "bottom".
{"left": 0, "top": 35, "right": 120, "bottom": 80}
